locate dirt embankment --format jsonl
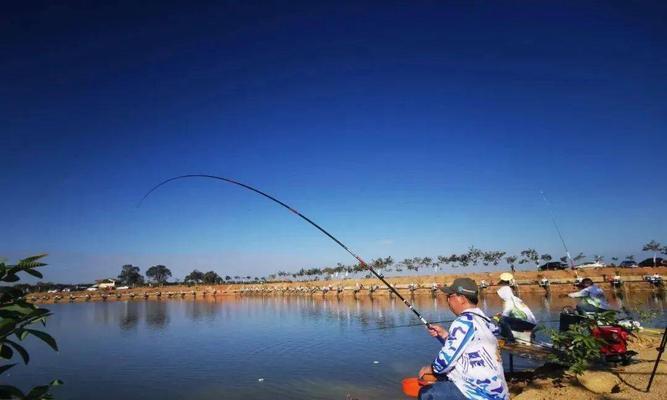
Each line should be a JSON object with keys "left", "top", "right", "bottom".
{"left": 509, "top": 330, "right": 667, "bottom": 400}
{"left": 27, "top": 267, "right": 667, "bottom": 304}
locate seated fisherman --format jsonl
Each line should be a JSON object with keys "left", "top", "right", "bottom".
{"left": 498, "top": 272, "right": 516, "bottom": 289}
{"left": 417, "top": 278, "right": 509, "bottom": 400}
{"left": 496, "top": 285, "right": 537, "bottom": 344}
{"left": 567, "top": 278, "right": 611, "bottom": 314}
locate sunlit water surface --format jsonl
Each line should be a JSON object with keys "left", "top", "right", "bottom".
{"left": 10, "top": 291, "right": 666, "bottom": 399}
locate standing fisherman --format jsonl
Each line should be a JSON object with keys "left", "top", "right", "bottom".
{"left": 418, "top": 278, "right": 509, "bottom": 400}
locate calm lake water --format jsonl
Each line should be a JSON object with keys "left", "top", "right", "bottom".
{"left": 9, "top": 291, "right": 667, "bottom": 399}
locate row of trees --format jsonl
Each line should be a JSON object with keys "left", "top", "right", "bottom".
{"left": 111, "top": 240, "right": 666, "bottom": 287}
{"left": 117, "top": 264, "right": 172, "bottom": 286}
{"left": 269, "top": 240, "right": 667, "bottom": 282}
{"left": 116, "top": 265, "right": 262, "bottom": 287}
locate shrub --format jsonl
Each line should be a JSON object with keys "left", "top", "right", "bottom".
{"left": 0, "top": 254, "right": 61, "bottom": 399}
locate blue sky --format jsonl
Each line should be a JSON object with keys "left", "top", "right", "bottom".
{"left": 2, "top": 1, "right": 666, "bottom": 283}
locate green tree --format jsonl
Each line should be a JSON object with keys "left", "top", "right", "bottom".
{"left": 146, "top": 265, "right": 172, "bottom": 285}
{"left": 202, "top": 271, "right": 221, "bottom": 284}
{"left": 505, "top": 255, "right": 518, "bottom": 273}
{"left": 447, "top": 254, "right": 460, "bottom": 269}
{"left": 436, "top": 255, "right": 448, "bottom": 270}
{"left": 400, "top": 258, "right": 414, "bottom": 274}
{"left": 520, "top": 249, "right": 540, "bottom": 269}
{"left": 185, "top": 270, "right": 204, "bottom": 284}
{"left": 383, "top": 257, "right": 395, "bottom": 273}
{"left": 421, "top": 257, "right": 433, "bottom": 271}
{"left": 458, "top": 253, "right": 471, "bottom": 267}
{"left": 412, "top": 257, "right": 422, "bottom": 272}
{"left": 572, "top": 252, "right": 586, "bottom": 265}
{"left": 117, "top": 264, "right": 144, "bottom": 287}
{"left": 493, "top": 251, "right": 506, "bottom": 266}
{"left": 467, "top": 246, "right": 483, "bottom": 266}
{"left": 643, "top": 240, "right": 662, "bottom": 267}
{"left": 0, "top": 254, "right": 62, "bottom": 399}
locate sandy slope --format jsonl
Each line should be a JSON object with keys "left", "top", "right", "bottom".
{"left": 511, "top": 331, "right": 667, "bottom": 400}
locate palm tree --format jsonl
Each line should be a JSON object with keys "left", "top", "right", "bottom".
{"left": 146, "top": 265, "right": 172, "bottom": 285}
{"left": 643, "top": 240, "right": 662, "bottom": 267}
{"left": 540, "top": 254, "right": 552, "bottom": 263}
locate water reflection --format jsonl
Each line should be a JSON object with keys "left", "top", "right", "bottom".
{"left": 184, "top": 298, "right": 220, "bottom": 322}
{"left": 278, "top": 290, "right": 667, "bottom": 330}
{"left": 145, "top": 300, "right": 170, "bottom": 328}
{"left": 14, "top": 290, "right": 666, "bottom": 400}
{"left": 93, "top": 302, "right": 113, "bottom": 326}
{"left": 120, "top": 301, "right": 140, "bottom": 330}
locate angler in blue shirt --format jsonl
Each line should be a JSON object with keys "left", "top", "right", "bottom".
{"left": 418, "top": 278, "right": 509, "bottom": 400}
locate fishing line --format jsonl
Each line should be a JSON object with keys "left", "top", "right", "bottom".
{"left": 540, "top": 191, "right": 574, "bottom": 268}
{"left": 364, "top": 319, "right": 562, "bottom": 332}
{"left": 363, "top": 319, "right": 455, "bottom": 332}
{"left": 139, "top": 174, "right": 434, "bottom": 329}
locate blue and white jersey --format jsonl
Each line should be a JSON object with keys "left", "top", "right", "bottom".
{"left": 431, "top": 308, "right": 509, "bottom": 400}
{"left": 568, "top": 285, "right": 611, "bottom": 310}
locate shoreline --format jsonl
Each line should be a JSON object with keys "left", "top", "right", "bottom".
{"left": 508, "top": 330, "right": 666, "bottom": 400}
{"left": 27, "top": 267, "right": 666, "bottom": 304}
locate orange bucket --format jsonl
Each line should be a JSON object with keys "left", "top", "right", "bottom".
{"left": 402, "top": 374, "right": 437, "bottom": 397}
{"left": 401, "top": 377, "right": 422, "bottom": 397}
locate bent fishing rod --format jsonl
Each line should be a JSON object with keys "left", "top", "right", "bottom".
{"left": 540, "top": 191, "right": 574, "bottom": 269}
{"left": 140, "top": 174, "right": 434, "bottom": 329}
